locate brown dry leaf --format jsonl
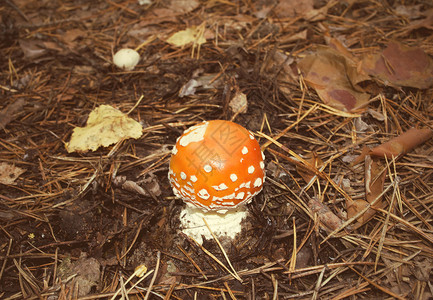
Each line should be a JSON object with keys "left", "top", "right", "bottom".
{"left": 60, "top": 28, "right": 86, "bottom": 49}
{"left": 58, "top": 255, "right": 100, "bottom": 298}
{"left": 19, "top": 39, "right": 47, "bottom": 59}
{"left": 274, "top": 0, "right": 330, "bottom": 21}
{"left": 298, "top": 46, "right": 370, "bottom": 112}
{"left": 0, "top": 163, "right": 26, "bottom": 185}
{"left": 42, "top": 41, "right": 64, "bottom": 53}
{"left": 0, "top": 99, "right": 25, "bottom": 129}
{"left": 296, "top": 153, "right": 323, "bottom": 183}
{"left": 65, "top": 105, "right": 143, "bottom": 153}
{"left": 361, "top": 42, "right": 433, "bottom": 89}
{"left": 113, "top": 174, "right": 162, "bottom": 197}
{"left": 309, "top": 198, "right": 344, "bottom": 232}
{"left": 168, "top": 0, "right": 199, "bottom": 14}
{"left": 326, "top": 37, "right": 355, "bottom": 60}
{"left": 274, "top": 0, "right": 314, "bottom": 18}
{"left": 346, "top": 198, "right": 375, "bottom": 229}
{"left": 347, "top": 156, "right": 386, "bottom": 229}
{"left": 262, "top": 50, "right": 296, "bottom": 97}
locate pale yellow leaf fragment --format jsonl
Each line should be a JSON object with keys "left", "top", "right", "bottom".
{"left": 66, "top": 105, "right": 142, "bottom": 153}
{"left": 229, "top": 91, "right": 248, "bottom": 114}
{"left": 166, "top": 26, "right": 206, "bottom": 47}
{"left": 134, "top": 264, "right": 148, "bottom": 277}
{"left": 0, "top": 163, "right": 26, "bottom": 185}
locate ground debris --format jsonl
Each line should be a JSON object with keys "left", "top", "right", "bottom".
{"left": 1, "top": 0, "right": 433, "bottom": 299}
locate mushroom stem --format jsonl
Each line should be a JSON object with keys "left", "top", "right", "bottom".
{"left": 180, "top": 205, "right": 248, "bottom": 244}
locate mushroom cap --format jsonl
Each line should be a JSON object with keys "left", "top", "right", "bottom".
{"left": 168, "top": 120, "right": 265, "bottom": 213}
{"left": 113, "top": 48, "right": 140, "bottom": 71}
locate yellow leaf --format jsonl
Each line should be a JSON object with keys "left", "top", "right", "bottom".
{"left": 166, "top": 26, "right": 206, "bottom": 47}
{"left": 65, "top": 105, "right": 142, "bottom": 153}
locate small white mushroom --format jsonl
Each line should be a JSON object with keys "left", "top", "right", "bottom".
{"left": 113, "top": 48, "right": 140, "bottom": 71}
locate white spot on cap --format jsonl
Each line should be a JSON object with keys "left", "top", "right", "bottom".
{"left": 261, "top": 152, "right": 265, "bottom": 160}
{"left": 204, "top": 164, "right": 212, "bottom": 173}
{"left": 190, "top": 175, "right": 197, "bottom": 182}
{"left": 184, "top": 185, "right": 194, "bottom": 193}
{"left": 254, "top": 177, "right": 262, "bottom": 187}
{"left": 172, "top": 145, "right": 178, "bottom": 155}
{"left": 242, "top": 146, "right": 248, "bottom": 155}
{"left": 235, "top": 192, "right": 245, "bottom": 199}
{"left": 180, "top": 172, "right": 187, "bottom": 180}
{"left": 223, "top": 192, "right": 235, "bottom": 199}
{"left": 172, "top": 187, "right": 181, "bottom": 197}
{"left": 213, "top": 183, "right": 228, "bottom": 191}
{"left": 248, "top": 165, "right": 255, "bottom": 174}
{"left": 260, "top": 161, "right": 265, "bottom": 169}
{"left": 180, "top": 187, "right": 190, "bottom": 197}
{"left": 179, "top": 122, "right": 208, "bottom": 147}
{"left": 230, "top": 174, "right": 238, "bottom": 182}
{"left": 249, "top": 131, "right": 255, "bottom": 139}
{"left": 197, "top": 189, "right": 210, "bottom": 200}
{"left": 172, "top": 181, "right": 180, "bottom": 188}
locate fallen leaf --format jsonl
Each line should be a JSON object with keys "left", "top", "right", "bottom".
{"left": 262, "top": 50, "right": 296, "bottom": 98}
{"left": 309, "top": 197, "right": 345, "bottom": 232}
{"left": 19, "top": 39, "right": 47, "bottom": 59}
{"left": 113, "top": 174, "right": 161, "bottom": 197}
{"left": 179, "top": 79, "right": 199, "bottom": 97}
{"left": 65, "top": 105, "right": 143, "bottom": 153}
{"left": 273, "top": 0, "right": 331, "bottom": 21}
{"left": 229, "top": 91, "right": 248, "bottom": 114}
{"left": 178, "top": 73, "right": 222, "bottom": 98}
{"left": 361, "top": 42, "right": 433, "bottom": 89}
{"left": 42, "top": 41, "right": 64, "bottom": 53}
{"left": 367, "top": 108, "right": 385, "bottom": 121}
{"left": 60, "top": 28, "right": 86, "bottom": 49}
{"left": 0, "top": 163, "right": 26, "bottom": 185}
{"left": 58, "top": 255, "right": 100, "bottom": 298}
{"left": 0, "top": 99, "right": 26, "bottom": 129}
{"left": 168, "top": 0, "right": 199, "bottom": 14}
{"left": 296, "top": 153, "right": 323, "bottom": 183}
{"left": 166, "top": 26, "right": 206, "bottom": 47}
{"left": 298, "top": 46, "right": 370, "bottom": 112}
{"left": 274, "top": 0, "right": 314, "bottom": 18}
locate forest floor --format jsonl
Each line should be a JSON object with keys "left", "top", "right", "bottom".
{"left": 1, "top": 0, "right": 433, "bottom": 299}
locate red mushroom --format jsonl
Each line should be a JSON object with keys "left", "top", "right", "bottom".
{"left": 168, "top": 120, "right": 265, "bottom": 242}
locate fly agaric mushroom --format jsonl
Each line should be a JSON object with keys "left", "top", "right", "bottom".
{"left": 168, "top": 120, "right": 265, "bottom": 243}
